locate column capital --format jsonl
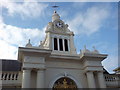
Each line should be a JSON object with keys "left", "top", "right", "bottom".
{"left": 84, "top": 70, "right": 104, "bottom": 74}
{"left": 22, "top": 68, "right": 32, "bottom": 70}
{"left": 95, "top": 70, "right": 104, "bottom": 73}
{"left": 84, "top": 70, "right": 94, "bottom": 74}
{"left": 36, "top": 68, "right": 46, "bottom": 71}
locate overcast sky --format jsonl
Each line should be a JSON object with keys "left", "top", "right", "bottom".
{"left": 0, "top": 0, "right": 118, "bottom": 73}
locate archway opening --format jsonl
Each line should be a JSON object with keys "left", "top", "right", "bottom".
{"left": 52, "top": 77, "right": 77, "bottom": 90}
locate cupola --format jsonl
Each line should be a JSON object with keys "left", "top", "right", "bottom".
{"left": 52, "top": 11, "right": 60, "bottom": 22}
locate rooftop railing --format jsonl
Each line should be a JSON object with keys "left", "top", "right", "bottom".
{"left": 104, "top": 74, "right": 120, "bottom": 88}
{"left": 0, "top": 71, "right": 22, "bottom": 87}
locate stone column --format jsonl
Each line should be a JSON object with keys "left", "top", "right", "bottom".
{"left": 67, "top": 39, "right": 70, "bottom": 51}
{"left": 86, "top": 71, "right": 96, "bottom": 88}
{"left": 63, "top": 39, "right": 65, "bottom": 51}
{"left": 22, "top": 69, "right": 31, "bottom": 88}
{"left": 36, "top": 69, "right": 44, "bottom": 88}
{"left": 97, "top": 71, "right": 106, "bottom": 88}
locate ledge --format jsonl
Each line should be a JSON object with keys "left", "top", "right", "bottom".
{"left": 80, "top": 53, "right": 108, "bottom": 61}
{"left": 18, "top": 47, "right": 52, "bottom": 61}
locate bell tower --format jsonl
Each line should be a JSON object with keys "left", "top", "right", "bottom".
{"left": 41, "top": 11, "right": 77, "bottom": 55}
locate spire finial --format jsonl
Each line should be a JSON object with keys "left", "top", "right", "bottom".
{"left": 52, "top": 2, "right": 59, "bottom": 11}
{"left": 26, "top": 39, "right": 32, "bottom": 47}
{"left": 28, "top": 39, "right": 30, "bottom": 43}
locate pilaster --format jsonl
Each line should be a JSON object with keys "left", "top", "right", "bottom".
{"left": 97, "top": 71, "right": 106, "bottom": 88}
{"left": 22, "top": 69, "right": 31, "bottom": 88}
{"left": 86, "top": 71, "right": 96, "bottom": 88}
{"left": 36, "top": 69, "right": 45, "bottom": 88}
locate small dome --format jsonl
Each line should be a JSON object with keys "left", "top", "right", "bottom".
{"left": 26, "top": 39, "right": 32, "bottom": 47}
{"left": 52, "top": 11, "right": 60, "bottom": 22}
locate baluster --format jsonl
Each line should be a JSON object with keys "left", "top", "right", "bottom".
{"left": 17, "top": 72, "right": 20, "bottom": 80}
{"left": 107, "top": 76, "right": 109, "bottom": 81}
{"left": 109, "top": 76, "right": 112, "bottom": 82}
{"left": 13, "top": 73, "right": 15, "bottom": 80}
{"left": 2, "top": 73, "right": 5, "bottom": 80}
{"left": 10, "top": 73, "right": 13, "bottom": 80}
{"left": 12, "top": 73, "right": 15, "bottom": 80}
{"left": 8, "top": 73, "right": 11, "bottom": 80}
{"left": 107, "top": 75, "right": 109, "bottom": 81}
{"left": 4, "top": 73, "right": 7, "bottom": 80}
{"left": 106, "top": 75, "right": 108, "bottom": 81}
{"left": 16, "top": 73, "right": 18, "bottom": 80}
{"left": 6, "top": 73, "right": 9, "bottom": 80}
{"left": 14, "top": 73, "right": 17, "bottom": 80}
{"left": 1, "top": 73, "right": 4, "bottom": 80}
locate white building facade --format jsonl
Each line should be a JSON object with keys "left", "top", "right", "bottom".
{"left": 0, "top": 11, "right": 120, "bottom": 89}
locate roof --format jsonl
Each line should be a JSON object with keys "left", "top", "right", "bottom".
{"left": 113, "top": 67, "right": 120, "bottom": 71}
{"left": 103, "top": 68, "right": 109, "bottom": 74}
{"left": 0, "top": 59, "right": 22, "bottom": 71}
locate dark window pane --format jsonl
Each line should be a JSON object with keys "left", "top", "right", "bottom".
{"left": 59, "top": 39, "right": 63, "bottom": 51}
{"left": 54, "top": 38, "right": 58, "bottom": 50}
{"left": 64, "top": 39, "right": 68, "bottom": 51}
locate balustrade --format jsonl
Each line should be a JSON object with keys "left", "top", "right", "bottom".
{"left": 104, "top": 74, "right": 120, "bottom": 87}
{"left": 0, "top": 72, "right": 22, "bottom": 87}
{"left": 0, "top": 72, "right": 19, "bottom": 80}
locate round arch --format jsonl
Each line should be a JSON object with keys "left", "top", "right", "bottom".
{"left": 49, "top": 73, "right": 82, "bottom": 88}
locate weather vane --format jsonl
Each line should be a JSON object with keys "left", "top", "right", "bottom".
{"left": 51, "top": 2, "right": 59, "bottom": 11}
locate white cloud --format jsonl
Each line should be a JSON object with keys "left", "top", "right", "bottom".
{"left": 0, "top": 0, "right": 47, "bottom": 59}
{"left": 67, "top": 5, "right": 109, "bottom": 36}
{"left": 0, "top": 39, "right": 18, "bottom": 59}
{"left": 0, "top": 15, "right": 45, "bottom": 59}
{"left": 0, "top": 22, "right": 45, "bottom": 45}
{"left": 0, "top": 0, "right": 48, "bottom": 19}
{"left": 0, "top": 25, "right": 45, "bottom": 59}
{"left": 102, "top": 55, "right": 118, "bottom": 74}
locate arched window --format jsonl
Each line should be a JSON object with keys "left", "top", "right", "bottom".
{"left": 64, "top": 39, "right": 68, "bottom": 51}
{"left": 54, "top": 38, "right": 58, "bottom": 50}
{"left": 59, "top": 39, "right": 63, "bottom": 51}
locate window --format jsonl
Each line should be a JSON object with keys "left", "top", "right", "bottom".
{"left": 59, "top": 39, "right": 63, "bottom": 51}
{"left": 64, "top": 39, "right": 68, "bottom": 51}
{"left": 54, "top": 38, "right": 58, "bottom": 50}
